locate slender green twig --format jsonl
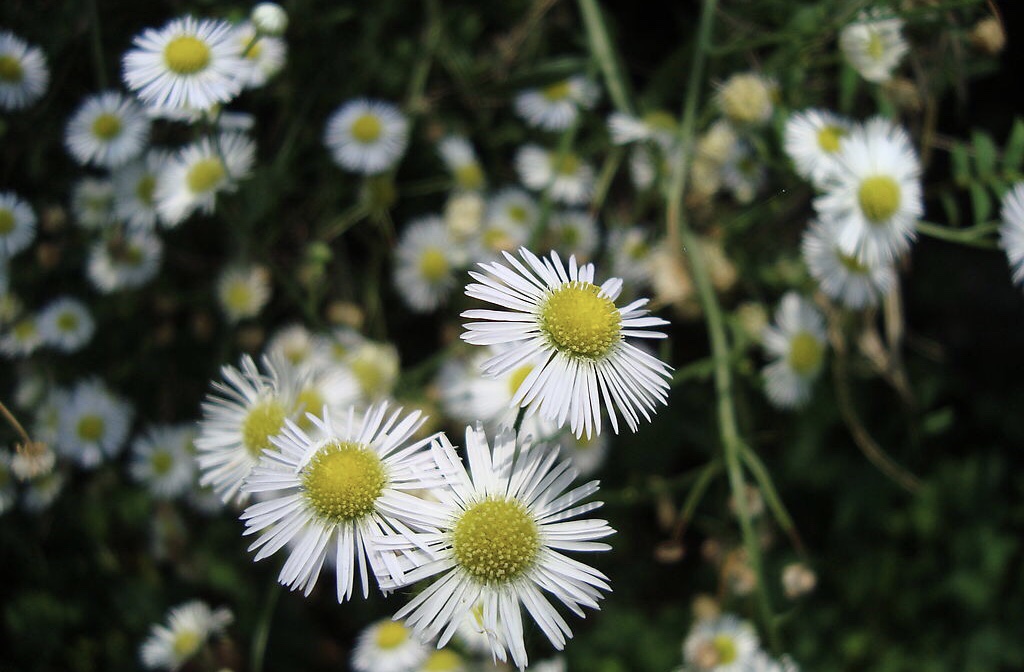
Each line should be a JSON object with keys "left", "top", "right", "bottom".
{"left": 676, "top": 459, "right": 723, "bottom": 529}
{"left": 740, "top": 445, "right": 806, "bottom": 556}
{"left": 250, "top": 581, "right": 281, "bottom": 672}
{"left": 88, "top": 0, "right": 108, "bottom": 90}
{"left": 0, "top": 400, "right": 32, "bottom": 445}
{"left": 577, "top": 0, "right": 635, "bottom": 114}
{"left": 916, "top": 220, "right": 999, "bottom": 249}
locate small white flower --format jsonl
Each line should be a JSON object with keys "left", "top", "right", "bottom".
{"left": 608, "top": 110, "right": 677, "bottom": 149}
{"left": 814, "top": 117, "right": 922, "bottom": 265}
{"left": 716, "top": 73, "right": 776, "bottom": 126}
{"left": 352, "top": 618, "right": 431, "bottom": 672}
{"left": 783, "top": 109, "right": 852, "bottom": 187}
{"left": 761, "top": 293, "right": 828, "bottom": 409}
{"left": 65, "top": 91, "right": 150, "bottom": 168}
{"left": 217, "top": 264, "right": 272, "bottom": 323}
{"left": 251, "top": 3, "right": 289, "bottom": 36}
{"left": 325, "top": 99, "right": 409, "bottom": 175}
{"left": 394, "top": 216, "right": 459, "bottom": 313}
{"left": 682, "top": 614, "right": 760, "bottom": 672}
{"left": 130, "top": 424, "right": 197, "bottom": 499}
{"left": 608, "top": 226, "right": 654, "bottom": 287}
{"left": 0, "top": 30, "right": 49, "bottom": 110}
{"left": 721, "top": 141, "right": 765, "bottom": 205}
{"left": 38, "top": 297, "right": 95, "bottom": 352}
{"left": 87, "top": 230, "right": 163, "bottom": 293}
{"left": 380, "top": 425, "right": 615, "bottom": 669}
{"left": 241, "top": 404, "right": 445, "bottom": 600}
{"left": 801, "top": 219, "right": 895, "bottom": 308}
{"left": 514, "top": 76, "right": 599, "bottom": 131}
{"left": 265, "top": 323, "right": 317, "bottom": 368}
{"left": 123, "top": 16, "right": 246, "bottom": 110}
{"left": 548, "top": 210, "right": 599, "bottom": 261}
{"left": 488, "top": 188, "right": 538, "bottom": 234}
{"left": 0, "top": 313, "right": 43, "bottom": 358}
{"left": 515, "top": 145, "right": 595, "bottom": 206}
{"left": 112, "top": 150, "right": 172, "bottom": 230}
{"left": 439, "top": 136, "right": 486, "bottom": 191}
{"left": 71, "top": 177, "right": 116, "bottom": 230}
{"left": 156, "top": 132, "right": 256, "bottom": 227}
{"left": 0, "top": 192, "right": 36, "bottom": 257}
{"left": 139, "top": 600, "right": 233, "bottom": 671}
{"left": 56, "top": 378, "right": 133, "bottom": 468}
{"left": 234, "top": 21, "right": 286, "bottom": 89}
{"left": 444, "top": 192, "right": 486, "bottom": 247}
{"left": 999, "top": 182, "right": 1024, "bottom": 286}
{"left": 840, "top": 10, "right": 909, "bottom": 84}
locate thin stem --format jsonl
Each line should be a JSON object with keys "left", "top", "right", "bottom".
{"left": 512, "top": 406, "right": 527, "bottom": 436}
{"left": 88, "top": 0, "right": 108, "bottom": 90}
{"left": 250, "top": 580, "right": 281, "bottom": 672}
{"left": 0, "top": 400, "right": 32, "bottom": 445}
{"left": 577, "top": 0, "right": 635, "bottom": 114}
{"left": 740, "top": 445, "right": 806, "bottom": 556}
{"left": 916, "top": 220, "right": 999, "bottom": 249}
{"left": 675, "top": 459, "right": 722, "bottom": 530}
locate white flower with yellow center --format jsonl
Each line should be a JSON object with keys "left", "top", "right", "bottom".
{"left": 86, "top": 230, "right": 163, "bottom": 293}
{"left": 234, "top": 21, "right": 286, "bottom": 89}
{"left": 339, "top": 339, "right": 400, "bottom": 404}
{"left": 0, "top": 192, "right": 36, "bottom": 257}
{"left": 351, "top": 618, "right": 431, "bottom": 672}
{"left": 444, "top": 192, "right": 485, "bottom": 249}
{"left": 252, "top": 3, "right": 288, "bottom": 36}
{"left": 608, "top": 110, "right": 678, "bottom": 149}
{"left": 608, "top": 226, "right": 654, "bottom": 287}
{"left": 379, "top": 425, "right": 615, "bottom": 669}
{"left": 462, "top": 248, "right": 672, "bottom": 438}
{"left": 56, "top": 378, "right": 133, "bottom": 468}
{"left": 488, "top": 188, "right": 538, "bottom": 237}
{"left": 123, "top": 16, "right": 245, "bottom": 110}
{"left": 682, "top": 614, "right": 760, "bottom": 672}
{"left": 999, "top": 182, "right": 1024, "bottom": 286}
{"left": 196, "top": 354, "right": 298, "bottom": 504}
{"left": 139, "top": 600, "right": 233, "bottom": 671}
{"left": 113, "top": 150, "right": 171, "bottom": 230}
{"left": 71, "top": 177, "right": 116, "bottom": 230}
{"left": 514, "top": 76, "right": 599, "bottom": 131}
{"left": 156, "top": 132, "right": 256, "bottom": 227}
{"left": 439, "top": 136, "right": 486, "bottom": 192}
{"left": 38, "top": 297, "right": 95, "bottom": 352}
{"left": 801, "top": 219, "right": 895, "bottom": 309}
{"left": 761, "top": 293, "right": 828, "bottom": 409}
{"left": 0, "top": 30, "right": 48, "bottom": 110}
{"left": 394, "top": 216, "right": 459, "bottom": 313}
{"left": 716, "top": 73, "right": 776, "bottom": 126}
{"left": 547, "top": 210, "right": 598, "bottom": 261}
{"left": 515, "top": 145, "right": 595, "bottom": 206}
{"left": 839, "top": 10, "right": 909, "bottom": 84}
{"left": 325, "top": 99, "right": 409, "bottom": 175}
{"left": 130, "top": 424, "right": 197, "bottom": 500}
{"left": 0, "top": 313, "right": 43, "bottom": 358}
{"left": 241, "top": 404, "right": 444, "bottom": 600}
{"left": 814, "top": 117, "right": 922, "bottom": 265}
{"left": 784, "top": 109, "right": 851, "bottom": 188}
{"left": 265, "top": 323, "right": 317, "bottom": 368}
{"left": 216, "top": 263, "right": 272, "bottom": 323}
{"left": 65, "top": 91, "right": 150, "bottom": 168}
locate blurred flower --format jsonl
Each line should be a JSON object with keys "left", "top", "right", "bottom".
{"left": 265, "top": 323, "right": 316, "bottom": 367}
{"left": 416, "top": 649, "right": 465, "bottom": 672}
{"left": 683, "top": 614, "right": 760, "bottom": 672}
{"left": 782, "top": 562, "right": 817, "bottom": 599}
{"left": 999, "top": 182, "right": 1024, "bottom": 286}
{"left": 802, "top": 219, "right": 895, "bottom": 308}
{"left": 783, "top": 109, "right": 852, "bottom": 188}
{"left": 0, "top": 30, "right": 49, "bottom": 110}
{"left": 696, "top": 120, "right": 739, "bottom": 165}
{"left": 346, "top": 340, "right": 400, "bottom": 403}
{"left": 608, "top": 109, "right": 677, "bottom": 149}
{"left": 234, "top": 21, "right": 286, "bottom": 89}
{"left": 87, "top": 230, "right": 163, "bottom": 293}
{"left": 352, "top": 618, "right": 431, "bottom": 672}
{"left": 445, "top": 192, "right": 485, "bottom": 245}
{"left": 156, "top": 132, "right": 256, "bottom": 226}
{"left": 839, "top": 9, "right": 909, "bottom": 84}
{"left": 514, "top": 75, "right": 598, "bottom": 131}
{"left": 251, "top": 3, "right": 288, "bottom": 36}
{"left": 0, "top": 192, "right": 37, "bottom": 257}
{"left": 394, "top": 216, "right": 459, "bottom": 313}
{"left": 608, "top": 226, "right": 654, "bottom": 287}
{"left": 65, "top": 91, "right": 150, "bottom": 168}
{"left": 130, "top": 424, "right": 197, "bottom": 500}
{"left": 487, "top": 187, "right": 538, "bottom": 235}
{"left": 325, "top": 99, "right": 409, "bottom": 175}
{"left": 38, "top": 297, "right": 95, "bottom": 352}
{"left": 747, "top": 652, "right": 801, "bottom": 672}
{"left": 21, "top": 469, "right": 64, "bottom": 512}
{"left": 11, "top": 440, "right": 55, "bottom": 480}
{"left": 735, "top": 302, "right": 768, "bottom": 343}
{"left": 139, "top": 600, "right": 233, "bottom": 671}
{"left": 547, "top": 210, "right": 598, "bottom": 261}
{"left": 439, "top": 136, "right": 486, "bottom": 191}
{"left": 113, "top": 150, "right": 172, "bottom": 230}
{"left": 716, "top": 72, "right": 776, "bottom": 126}
{"left": 761, "top": 293, "right": 828, "bottom": 409}
{"left": 721, "top": 140, "right": 764, "bottom": 204}
{"left": 969, "top": 16, "right": 1005, "bottom": 55}
{"left": 0, "top": 313, "right": 43, "bottom": 358}
{"left": 56, "top": 378, "right": 133, "bottom": 468}
{"left": 216, "top": 264, "right": 272, "bottom": 323}
{"left": 515, "top": 145, "right": 595, "bottom": 206}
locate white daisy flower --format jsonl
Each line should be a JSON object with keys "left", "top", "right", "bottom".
{"left": 716, "top": 73, "right": 776, "bottom": 126}
{"left": 87, "top": 230, "right": 163, "bottom": 293}
{"left": 352, "top": 618, "right": 431, "bottom": 672}
{"left": 235, "top": 21, "right": 286, "bottom": 89}
{"left": 123, "top": 16, "right": 246, "bottom": 110}
{"left": 444, "top": 192, "right": 485, "bottom": 250}
{"left": 252, "top": 3, "right": 288, "bottom": 36}
{"left": 462, "top": 248, "right": 672, "bottom": 438}
{"left": 56, "top": 378, "right": 133, "bottom": 468}
{"left": 814, "top": 117, "right": 922, "bottom": 265}
{"left": 0, "top": 450, "right": 14, "bottom": 515}
{"left": 547, "top": 210, "right": 599, "bottom": 261}
{"left": 346, "top": 340, "right": 401, "bottom": 403}
{"left": 514, "top": 76, "right": 599, "bottom": 131}
{"left": 0, "top": 30, "right": 49, "bottom": 110}
{"left": 112, "top": 150, "right": 171, "bottom": 230}
{"left": 265, "top": 323, "right": 317, "bottom": 368}
{"left": 155, "top": 132, "right": 257, "bottom": 227}
{"left": 380, "top": 425, "right": 615, "bottom": 669}
{"left": 682, "top": 614, "right": 760, "bottom": 672}
{"left": 761, "top": 293, "right": 828, "bottom": 409}
{"left": 839, "top": 10, "right": 909, "bottom": 84}
{"left": 130, "top": 424, "right": 197, "bottom": 500}
{"left": 488, "top": 188, "right": 539, "bottom": 235}
{"left": 783, "top": 109, "right": 852, "bottom": 187}
{"left": 999, "top": 182, "right": 1024, "bottom": 285}
{"left": 140, "top": 600, "right": 233, "bottom": 671}
{"left": 0, "top": 313, "right": 43, "bottom": 358}
{"left": 241, "top": 404, "right": 444, "bottom": 600}
{"left": 71, "top": 177, "right": 116, "bottom": 230}
{"left": 439, "top": 136, "right": 486, "bottom": 191}
{"left": 217, "top": 263, "right": 272, "bottom": 323}
{"left": 607, "top": 110, "right": 677, "bottom": 149}
{"left": 65, "top": 91, "right": 150, "bottom": 168}
{"left": 394, "top": 216, "right": 460, "bottom": 313}
{"left": 801, "top": 219, "right": 895, "bottom": 308}
{"left": 608, "top": 226, "right": 654, "bottom": 287}
{"left": 0, "top": 192, "right": 36, "bottom": 257}
{"left": 196, "top": 354, "right": 298, "bottom": 504}
{"left": 21, "top": 469, "right": 65, "bottom": 513}
{"left": 38, "top": 297, "right": 95, "bottom": 352}
{"left": 515, "top": 145, "right": 595, "bottom": 206}
{"left": 324, "top": 99, "right": 409, "bottom": 175}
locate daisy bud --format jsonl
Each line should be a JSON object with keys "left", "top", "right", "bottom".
{"left": 782, "top": 562, "right": 818, "bottom": 599}
{"left": 969, "top": 16, "right": 1005, "bottom": 55}
{"left": 251, "top": 2, "right": 288, "bottom": 36}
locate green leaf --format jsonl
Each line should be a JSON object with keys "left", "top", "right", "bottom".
{"left": 951, "top": 144, "right": 971, "bottom": 187}
{"left": 972, "top": 131, "right": 998, "bottom": 179}
{"left": 969, "top": 183, "right": 992, "bottom": 224}
{"left": 940, "top": 192, "right": 961, "bottom": 227}
{"left": 1003, "top": 118, "right": 1024, "bottom": 173}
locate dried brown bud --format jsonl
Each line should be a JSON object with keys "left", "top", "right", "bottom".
{"left": 970, "top": 16, "right": 1006, "bottom": 55}
{"left": 782, "top": 562, "right": 818, "bottom": 599}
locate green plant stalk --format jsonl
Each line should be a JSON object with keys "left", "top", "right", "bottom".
{"left": 88, "top": 0, "right": 108, "bottom": 90}
{"left": 916, "top": 220, "right": 999, "bottom": 248}
{"left": 250, "top": 580, "right": 281, "bottom": 672}
{"left": 577, "top": 0, "right": 635, "bottom": 114}
{"left": 740, "top": 445, "right": 805, "bottom": 556}
{"left": 676, "top": 459, "right": 723, "bottom": 528}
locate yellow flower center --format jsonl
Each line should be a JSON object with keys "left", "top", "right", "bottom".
{"left": 643, "top": 110, "right": 677, "bottom": 133}
{"left": 482, "top": 227, "right": 512, "bottom": 252}
{"left": 857, "top": 175, "right": 901, "bottom": 224}
{"left": 223, "top": 280, "right": 254, "bottom": 313}
{"left": 867, "top": 32, "right": 885, "bottom": 60}
{"left": 837, "top": 250, "right": 868, "bottom": 274}
{"left": 554, "top": 153, "right": 581, "bottom": 176}
{"left": 91, "top": 113, "right": 122, "bottom": 141}
{"left": 560, "top": 224, "right": 581, "bottom": 246}
{"left": 77, "top": 414, "right": 106, "bottom": 442}
{"left": 302, "top": 441, "right": 386, "bottom": 522}
{"left": 419, "top": 248, "right": 449, "bottom": 282}
{"left": 0, "top": 54, "right": 24, "bottom": 82}
{"left": 0, "top": 208, "right": 15, "bottom": 235}
{"left": 151, "top": 449, "right": 174, "bottom": 475}
{"left": 455, "top": 163, "right": 484, "bottom": 190}
{"left": 243, "top": 38, "right": 264, "bottom": 60}
{"left": 163, "top": 35, "right": 212, "bottom": 75}
{"left": 374, "top": 620, "right": 409, "bottom": 649}
{"left": 788, "top": 331, "right": 824, "bottom": 376}
{"left": 56, "top": 311, "right": 79, "bottom": 332}
{"left": 241, "top": 400, "right": 286, "bottom": 457}
{"left": 506, "top": 204, "right": 529, "bottom": 224}
{"left": 351, "top": 114, "right": 383, "bottom": 143}
{"left": 294, "top": 387, "right": 325, "bottom": 430}
{"left": 171, "top": 629, "right": 202, "bottom": 658}
{"left": 13, "top": 318, "right": 36, "bottom": 341}
{"left": 539, "top": 281, "right": 622, "bottom": 359}
{"left": 186, "top": 157, "right": 226, "bottom": 194}
{"left": 423, "top": 650, "right": 463, "bottom": 671}
{"left": 712, "top": 634, "right": 738, "bottom": 664}
{"left": 627, "top": 239, "right": 649, "bottom": 260}
{"left": 816, "top": 125, "right": 846, "bottom": 153}
{"left": 507, "top": 364, "right": 534, "bottom": 398}
{"left": 136, "top": 175, "right": 157, "bottom": 206}
{"left": 452, "top": 497, "right": 540, "bottom": 584}
{"left": 350, "top": 351, "right": 393, "bottom": 398}
{"left": 541, "top": 80, "right": 572, "bottom": 102}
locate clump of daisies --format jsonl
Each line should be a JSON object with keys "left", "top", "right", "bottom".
{"left": 761, "top": 293, "right": 828, "bottom": 409}
{"left": 139, "top": 600, "right": 233, "bottom": 671}
{"left": 839, "top": 8, "right": 909, "bottom": 84}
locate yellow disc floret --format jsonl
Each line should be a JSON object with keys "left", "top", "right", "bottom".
{"left": 836, "top": 250, "right": 869, "bottom": 274}
{"left": 554, "top": 153, "right": 581, "bottom": 176}
{"left": 712, "top": 634, "right": 738, "bottom": 664}
{"left": 867, "top": 31, "right": 885, "bottom": 60}
{"left": 91, "top": 113, "right": 123, "bottom": 141}
{"left": 419, "top": 248, "right": 449, "bottom": 282}
{"left": 0, "top": 55, "right": 24, "bottom": 83}
{"left": 0, "top": 208, "right": 15, "bottom": 235}
{"left": 816, "top": 125, "right": 846, "bottom": 153}
{"left": 151, "top": 449, "right": 174, "bottom": 475}
{"left": 373, "top": 621, "right": 409, "bottom": 649}
{"left": 77, "top": 414, "right": 106, "bottom": 442}
{"left": 136, "top": 175, "right": 157, "bottom": 206}
{"left": 541, "top": 80, "right": 572, "bottom": 102}
{"left": 302, "top": 441, "right": 386, "bottom": 522}
{"left": 172, "top": 629, "right": 202, "bottom": 658}
{"left": 452, "top": 497, "right": 540, "bottom": 584}
{"left": 241, "top": 400, "right": 286, "bottom": 457}
{"left": 223, "top": 280, "right": 254, "bottom": 313}
{"left": 858, "top": 175, "right": 901, "bottom": 224}
{"left": 788, "top": 331, "right": 824, "bottom": 376}
{"left": 539, "top": 281, "right": 622, "bottom": 360}
{"left": 186, "top": 157, "right": 226, "bottom": 194}
{"left": 294, "top": 387, "right": 325, "bottom": 430}
{"left": 351, "top": 114, "right": 383, "bottom": 143}
{"left": 422, "top": 650, "right": 463, "bottom": 671}
{"left": 507, "top": 365, "right": 534, "bottom": 398}
{"left": 56, "top": 311, "right": 79, "bottom": 332}
{"left": 163, "top": 35, "right": 211, "bottom": 75}
{"left": 455, "top": 163, "right": 485, "bottom": 190}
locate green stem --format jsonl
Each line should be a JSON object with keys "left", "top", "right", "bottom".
{"left": 916, "top": 220, "right": 999, "bottom": 249}
{"left": 88, "top": 0, "right": 108, "bottom": 90}
{"left": 0, "top": 399, "right": 32, "bottom": 445}
{"left": 676, "top": 459, "right": 722, "bottom": 528}
{"left": 250, "top": 581, "right": 281, "bottom": 672}
{"left": 740, "top": 445, "right": 805, "bottom": 556}
{"left": 577, "top": 0, "right": 635, "bottom": 114}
